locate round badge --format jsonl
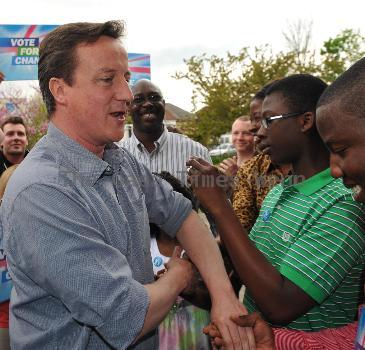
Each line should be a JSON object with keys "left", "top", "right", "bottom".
{"left": 262, "top": 209, "right": 271, "bottom": 222}
{"left": 153, "top": 256, "right": 163, "bottom": 267}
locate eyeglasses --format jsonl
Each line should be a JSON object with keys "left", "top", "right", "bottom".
{"left": 132, "top": 94, "right": 163, "bottom": 105}
{"left": 261, "top": 112, "right": 304, "bottom": 129}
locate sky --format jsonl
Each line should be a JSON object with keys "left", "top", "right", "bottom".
{"left": 1, "top": 0, "right": 365, "bottom": 112}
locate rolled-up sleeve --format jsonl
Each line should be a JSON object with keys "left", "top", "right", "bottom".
{"left": 136, "top": 162, "right": 192, "bottom": 238}
{"left": 5, "top": 183, "right": 149, "bottom": 349}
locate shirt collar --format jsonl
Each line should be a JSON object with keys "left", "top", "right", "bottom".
{"left": 132, "top": 126, "right": 169, "bottom": 152}
{"left": 284, "top": 168, "right": 333, "bottom": 195}
{"left": 47, "top": 123, "right": 112, "bottom": 185}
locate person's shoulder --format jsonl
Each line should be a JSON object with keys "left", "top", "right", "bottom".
{"left": 325, "top": 177, "right": 363, "bottom": 205}
{"left": 237, "top": 153, "right": 269, "bottom": 177}
{"left": 119, "top": 135, "right": 133, "bottom": 146}
{"left": 3, "top": 138, "right": 81, "bottom": 202}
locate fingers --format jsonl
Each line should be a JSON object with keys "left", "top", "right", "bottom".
{"left": 230, "top": 312, "right": 259, "bottom": 328}
{"left": 171, "top": 245, "right": 183, "bottom": 258}
{"left": 186, "top": 156, "right": 212, "bottom": 171}
{"left": 203, "top": 324, "right": 221, "bottom": 338}
{"left": 237, "top": 326, "right": 256, "bottom": 350}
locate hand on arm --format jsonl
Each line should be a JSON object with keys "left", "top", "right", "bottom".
{"left": 187, "top": 157, "right": 316, "bottom": 325}
{"left": 136, "top": 247, "right": 194, "bottom": 340}
{"left": 176, "top": 210, "right": 256, "bottom": 349}
{"left": 204, "top": 312, "right": 275, "bottom": 350}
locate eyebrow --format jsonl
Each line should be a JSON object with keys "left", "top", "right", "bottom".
{"left": 96, "top": 68, "right": 117, "bottom": 74}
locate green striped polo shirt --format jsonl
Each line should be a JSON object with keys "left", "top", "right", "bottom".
{"left": 245, "top": 168, "right": 365, "bottom": 331}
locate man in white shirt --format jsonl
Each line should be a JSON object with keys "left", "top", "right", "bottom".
{"left": 121, "top": 79, "right": 211, "bottom": 185}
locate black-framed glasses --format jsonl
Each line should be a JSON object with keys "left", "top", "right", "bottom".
{"left": 132, "top": 94, "right": 163, "bottom": 105}
{"left": 261, "top": 112, "right": 304, "bottom": 129}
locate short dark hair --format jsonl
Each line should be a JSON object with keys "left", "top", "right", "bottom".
{"left": 266, "top": 74, "right": 327, "bottom": 112}
{"left": 1, "top": 116, "right": 27, "bottom": 133}
{"left": 252, "top": 80, "right": 279, "bottom": 101}
{"left": 38, "top": 20, "right": 125, "bottom": 116}
{"left": 317, "top": 57, "right": 365, "bottom": 118}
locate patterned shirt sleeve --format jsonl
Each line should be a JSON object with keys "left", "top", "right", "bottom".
{"left": 232, "top": 158, "right": 261, "bottom": 232}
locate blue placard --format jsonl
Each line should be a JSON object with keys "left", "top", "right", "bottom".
{"left": 0, "top": 25, "right": 151, "bottom": 83}
{"left": 0, "top": 25, "right": 58, "bottom": 81}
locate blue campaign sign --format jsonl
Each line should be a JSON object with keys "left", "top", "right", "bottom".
{"left": 0, "top": 24, "right": 151, "bottom": 82}
{"left": 0, "top": 25, "right": 58, "bottom": 81}
{"left": 5, "top": 102, "right": 15, "bottom": 113}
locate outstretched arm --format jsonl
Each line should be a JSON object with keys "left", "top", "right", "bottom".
{"left": 176, "top": 210, "right": 256, "bottom": 349}
{"left": 187, "top": 157, "right": 317, "bottom": 325}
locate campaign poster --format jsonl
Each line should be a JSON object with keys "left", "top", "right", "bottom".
{"left": 128, "top": 53, "right": 151, "bottom": 85}
{"left": 0, "top": 25, "right": 58, "bottom": 81}
{"left": 0, "top": 25, "right": 151, "bottom": 82}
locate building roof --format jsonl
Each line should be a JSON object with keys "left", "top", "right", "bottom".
{"left": 164, "top": 103, "right": 195, "bottom": 121}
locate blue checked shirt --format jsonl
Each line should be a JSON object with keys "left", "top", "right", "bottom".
{"left": 1, "top": 123, "right": 192, "bottom": 349}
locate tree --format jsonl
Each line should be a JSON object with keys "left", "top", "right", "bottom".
{"left": 175, "top": 47, "right": 315, "bottom": 146}
{"left": 175, "top": 28, "right": 365, "bottom": 146}
{"left": 282, "top": 19, "right": 313, "bottom": 68}
{"left": 319, "top": 29, "right": 365, "bottom": 82}
{"left": 0, "top": 88, "right": 48, "bottom": 148}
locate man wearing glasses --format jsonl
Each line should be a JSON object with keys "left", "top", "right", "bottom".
{"left": 121, "top": 79, "right": 211, "bottom": 185}
{"left": 187, "top": 74, "right": 365, "bottom": 332}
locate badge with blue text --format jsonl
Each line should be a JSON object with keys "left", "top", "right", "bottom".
{"left": 262, "top": 209, "right": 271, "bottom": 222}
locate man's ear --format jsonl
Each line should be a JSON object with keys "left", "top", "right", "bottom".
{"left": 300, "top": 112, "right": 315, "bottom": 132}
{"left": 49, "top": 77, "right": 68, "bottom": 107}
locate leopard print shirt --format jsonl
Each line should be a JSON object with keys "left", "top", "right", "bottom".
{"left": 232, "top": 153, "right": 286, "bottom": 232}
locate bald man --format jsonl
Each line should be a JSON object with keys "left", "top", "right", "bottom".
{"left": 121, "top": 79, "right": 211, "bottom": 185}
{"left": 218, "top": 117, "right": 255, "bottom": 177}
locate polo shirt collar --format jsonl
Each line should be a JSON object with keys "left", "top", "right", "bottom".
{"left": 284, "top": 168, "right": 333, "bottom": 195}
{"left": 47, "top": 123, "right": 111, "bottom": 185}
{"left": 132, "top": 126, "right": 168, "bottom": 152}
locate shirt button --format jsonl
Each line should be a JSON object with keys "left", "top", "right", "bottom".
{"left": 277, "top": 205, "right": 281, "bottom": 209}
{"left": 282, "top": 232, "right": 291, "bottom": 242}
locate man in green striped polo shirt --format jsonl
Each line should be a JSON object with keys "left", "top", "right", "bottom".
{"left": 187, "top": 74, "right": 365, "bottom": 332}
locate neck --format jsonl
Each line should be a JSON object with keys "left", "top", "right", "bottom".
{"left": 133, "top": 126, "right": 164, "bottom": 153}
{"left": 236, "top": 149, "right": 255, "bottom": 167}
{"left": 292, "top": 138, "right": 329, "bottom": 180}
{"left": 3, "top": 153, "right": 24, "bottom": 165}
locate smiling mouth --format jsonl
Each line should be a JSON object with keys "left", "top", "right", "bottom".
{"left": 142, "top": 113, "right": 157, "bottom": 121}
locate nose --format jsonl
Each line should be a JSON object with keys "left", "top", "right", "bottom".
{"left": 256, "top": 123, "right": 267, "bottom": 140}
{"left": 115, "top": 77, "right": 133, "bottom": 103}
{"left": 329, "top": 153, "right": 343, "bottom": 179}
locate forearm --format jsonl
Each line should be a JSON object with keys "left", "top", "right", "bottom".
{"left": 136, "top": 272, "right": 184, "bottom": 340}
{"left": 176, "top": 211, "right": 235, "bottom": 301}
{"left": 209, "top": 199, "right": 306, "bottom": 321}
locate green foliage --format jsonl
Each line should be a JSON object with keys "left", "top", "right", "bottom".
{"left": 175, "top": 28, "right": 365, "bottom": 147}
{"left": 0, "top": 88, "right": 49, "bottom": 148}
{"left": 211, "top": 154, "right": 230, "bottom": 165}
{"left": 319, "top": 29, "right": 365, "bottom": 82}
